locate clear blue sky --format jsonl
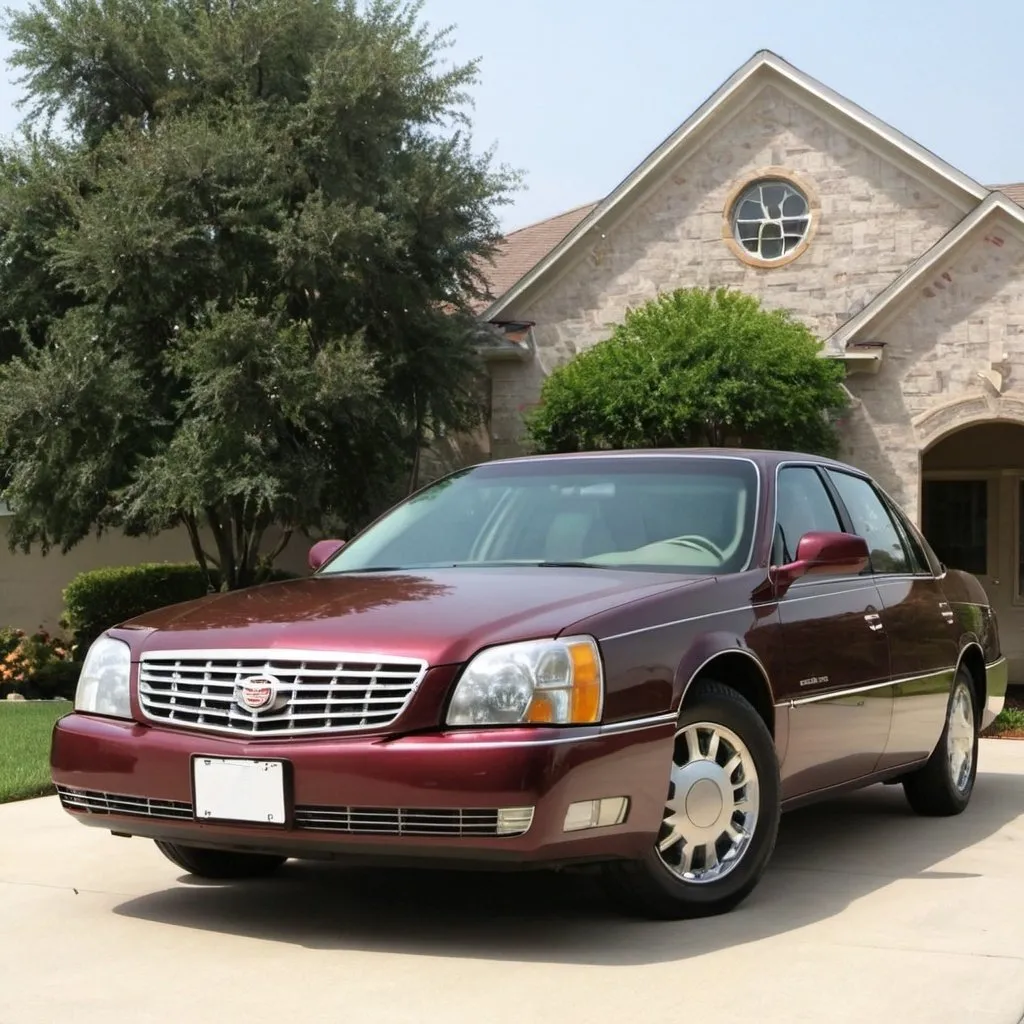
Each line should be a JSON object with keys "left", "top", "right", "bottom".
{"left": 1, "top": 0, "right": 1019, "bottom": 231}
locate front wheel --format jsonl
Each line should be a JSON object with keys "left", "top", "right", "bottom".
{"left": 902, "top": 667, "right": 979, "bottom": 817}
{"left": 602, "top": 680, "right": 781, "bottom": 920}
{"left": 154, "top": 841, "right": 287, "bottom": 880}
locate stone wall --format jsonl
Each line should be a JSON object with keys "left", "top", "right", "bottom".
{"left": 843, "top": 223, "right": 1024, "bottom": 522}
{"left": 492, "top": 84, "right": 965, "bottom": 456}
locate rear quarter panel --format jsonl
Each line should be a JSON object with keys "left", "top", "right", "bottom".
{"left": 941, "top": 569, "right": 1001, "bottom": 664}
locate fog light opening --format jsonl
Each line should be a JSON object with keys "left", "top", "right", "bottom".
{"left": 496, "top": 806, "right": 535, "bottom": 836}
{"left": 563, "top": 797, "right": 629, "bottom": 833}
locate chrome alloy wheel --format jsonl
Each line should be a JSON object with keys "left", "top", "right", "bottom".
{"left": 946, "top": 680, "right": 975, "bottom": 794}
{"left": 656, "top": 722, "right": 760, "bottom": 884}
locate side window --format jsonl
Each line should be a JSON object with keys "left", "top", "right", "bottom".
{"left": 773, "top": 466, "right": 843, "bottom": 564}
{"left": 826, "top": 471, "right": 911, "bottom": 574}
{"left": 881, "top": 494, "right": 930, "bottom": 574}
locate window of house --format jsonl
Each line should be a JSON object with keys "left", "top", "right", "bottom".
{"left": 772, "top": 466, "right": 843, "bottom": 565}
{"left": 921, "top": 480, "right": 987, "bottom": 575}
{"left": 827, "top": 470, "right": 911, "bottom": 574}
{"left": 731, "top": 179, "right": 810, "bottom": 261}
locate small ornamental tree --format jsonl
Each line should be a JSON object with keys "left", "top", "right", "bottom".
{"left": 526, "top": 287, "right": 849, "bottom": 457}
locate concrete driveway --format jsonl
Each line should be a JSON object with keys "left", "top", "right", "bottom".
{"left": 2, "top": 739, "right": 1024, "bottom": 1024}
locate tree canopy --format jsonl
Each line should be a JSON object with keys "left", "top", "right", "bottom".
{"left": 0, "top": 0, "right": 518, "bottom": 587}
{"left": 526, "top": 287, "right": 849, "bottom": 457}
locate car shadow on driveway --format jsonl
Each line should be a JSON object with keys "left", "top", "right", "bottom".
{"left": 113, "top": 773, "right": 1024, "bottom": 966}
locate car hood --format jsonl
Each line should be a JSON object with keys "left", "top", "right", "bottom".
{"left": 118, "top": 567, "right": 703, "bottom": 665}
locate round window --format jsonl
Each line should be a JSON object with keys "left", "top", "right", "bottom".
{"left": 731, "top": 179, "right": 810, "bottom": 262}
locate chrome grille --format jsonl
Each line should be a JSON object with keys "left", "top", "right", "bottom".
{"left": 293, "top": 806, "right": 534, "bottom": 837}
{"left": 56, "top": 785, "right": 193, "bottom": 821}
{"left": 138, "top": 648, "right": 427, "bottom": 737}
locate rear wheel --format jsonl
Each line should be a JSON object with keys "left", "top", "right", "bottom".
{"left": 902, "top": 667, "right": 978, "bottom": 817}
{"left": 154, "top": 841, "right": 287, "bottom": 880}
{"left": 602, "top": 680, "right": 781, "bottom": 920}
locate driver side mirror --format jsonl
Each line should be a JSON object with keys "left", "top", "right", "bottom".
{"left": 772, "top": 530, "right": 869, "bottom": 593}
{"left": 308, "top": 538, "right": 345, "bottom": 572}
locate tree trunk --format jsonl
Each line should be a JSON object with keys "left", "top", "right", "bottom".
{"left": 204, "top": 505, "right": 237, "bottom": 590}
{"left": 406, "top": 391, "right": 425, "bottom": 496}
{"left": 183, "top": 513, "right": 217, "bottom": 592}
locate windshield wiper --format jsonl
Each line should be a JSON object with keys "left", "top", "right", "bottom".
{"left": 533, "top": 560, "right": 606, "bottom": 569}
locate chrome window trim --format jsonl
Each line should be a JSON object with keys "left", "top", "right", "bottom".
{"left": 464, "top": 452, "right": 764, "bottom": 575}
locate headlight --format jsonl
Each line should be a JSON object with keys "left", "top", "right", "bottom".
{"left": 74, "top": 636, "right": 132, "bottom": 719}
{"left": 446, "top": 636, "right": 604, "bottom": 727}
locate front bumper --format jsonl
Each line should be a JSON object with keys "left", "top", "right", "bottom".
{"left": 50, "top": 712, "right": 676, "bottom": 867}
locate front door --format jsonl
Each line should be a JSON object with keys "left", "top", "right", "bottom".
{"left": 922, "top": 473, "right": 1024, "bottom": 682}
{"left": 770, "top": 464, "right": 894, "bottom": 800}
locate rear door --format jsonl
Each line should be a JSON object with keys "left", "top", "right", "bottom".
{"left": 771, "top": 463, "right": 893, "bottom": 800}
{"left": 825, "top": 470, "right": 959, "bottom": 770}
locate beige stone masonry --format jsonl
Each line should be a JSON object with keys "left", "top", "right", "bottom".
{"left": 843, "top": 224, "right": 1024, "bottom": 522}
{"left": 494, "top": 85, "right": 964, "bottom": 455}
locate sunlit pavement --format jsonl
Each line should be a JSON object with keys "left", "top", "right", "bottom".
{"left": 2, "top": 739, "right": 1023, "bottom": 1024}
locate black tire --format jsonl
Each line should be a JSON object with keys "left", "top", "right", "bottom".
{"left": 602, "top": 680, "right": 781, "bottom": 920}
{"left": 902, "top": 667, "right": 979, "bottom": 817}
{"left": 154, "top": 841, "right": 287, "bottom": 880}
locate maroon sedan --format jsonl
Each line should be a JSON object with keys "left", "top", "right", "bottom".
{"left": 52, "top": 449, "right": 1008, "bottom": 919}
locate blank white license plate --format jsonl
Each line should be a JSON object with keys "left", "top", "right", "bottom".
{"left": 193, "top": 758, "right": 286, "bottom": 825}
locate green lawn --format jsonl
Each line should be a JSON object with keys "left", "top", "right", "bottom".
{"left": 0, "top": 701, "right": 71, "bottom": 803}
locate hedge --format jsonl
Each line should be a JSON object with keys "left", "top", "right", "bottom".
{"left": 62, "top": 562, "right": 299, "bottom": 658}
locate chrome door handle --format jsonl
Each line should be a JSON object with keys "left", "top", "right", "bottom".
{"left": 864, "top": 612, "right": 884, "bottom": 632}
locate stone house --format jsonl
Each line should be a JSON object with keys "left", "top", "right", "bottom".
{"left": 471, "top": 50, "right": 1024, "bottom": 680}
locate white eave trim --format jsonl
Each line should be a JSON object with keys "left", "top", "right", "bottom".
{"left": 831, "top": 192, "right": 1024, "bottom": 349}
{"left": 481, "top": 49, "right": 989, "bottom": 323}
{"left": 830, "top": 349, "right": 885, "bottom": 375}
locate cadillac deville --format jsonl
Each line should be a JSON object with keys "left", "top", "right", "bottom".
{"left": 51, "top": 449, "right": 1008, "bottom": 919}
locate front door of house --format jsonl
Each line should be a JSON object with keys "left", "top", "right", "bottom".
{"left": 921, "top": 472, "right": 1024, "bottom": 683}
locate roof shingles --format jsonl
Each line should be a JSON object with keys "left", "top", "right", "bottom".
{"left": 473, "top": 202, "right": 597, "bottom": 314}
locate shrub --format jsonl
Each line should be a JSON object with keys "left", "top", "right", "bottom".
{"left": 20, "top": 659, "right": 80, "bottom": 700}
{"left": 62, "top": 562, "right": 300, "bottom": 657}
{"left": 0, "top": 628, "right": 75, "bottom": 698}
{"left": 0, "top": 627, "right": 23, "bottom": 661}
{"left": 525, "top": 286, "right": 849, "bottom": 457}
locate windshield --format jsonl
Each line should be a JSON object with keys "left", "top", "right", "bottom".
{"left": 322, "top": 455, "right": 760, "bottom": 576}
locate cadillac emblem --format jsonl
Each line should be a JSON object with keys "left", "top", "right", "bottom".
{"left": 236, "top": 674, "right": 279, "bottom": 712}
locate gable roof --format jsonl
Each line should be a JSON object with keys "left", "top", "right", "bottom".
{"left": 480, "top": 49, "right": 990, "bottom": 323}
{"left": 472, "top": 202, "right": 597, "bottom": 314}
{"left": 831, "top": 190, "right": 1024, "bottom": 349}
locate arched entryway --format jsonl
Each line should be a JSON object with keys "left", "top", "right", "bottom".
{"left": 921, "top": 421, "right": 1024, "bottom": 681}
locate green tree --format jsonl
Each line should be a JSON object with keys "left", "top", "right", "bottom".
{"left": 0, "top": 0, "right": 518, "bottom": 588}
{"left": 526, "top": 286, "right": 849, "bottom": 457}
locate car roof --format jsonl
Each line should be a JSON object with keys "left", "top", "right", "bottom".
{"left": 480, "top": 448, "right": 865, "bottom": 475}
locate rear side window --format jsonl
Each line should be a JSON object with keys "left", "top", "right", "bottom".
{"left": 881, "top": 494, "right": 930, "bottom": 574}
{"left": 826, "top": 470, "right": 911, "bottom": 574}
{"left": 773, "top": 466, "right": 843, "bottom": 564}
